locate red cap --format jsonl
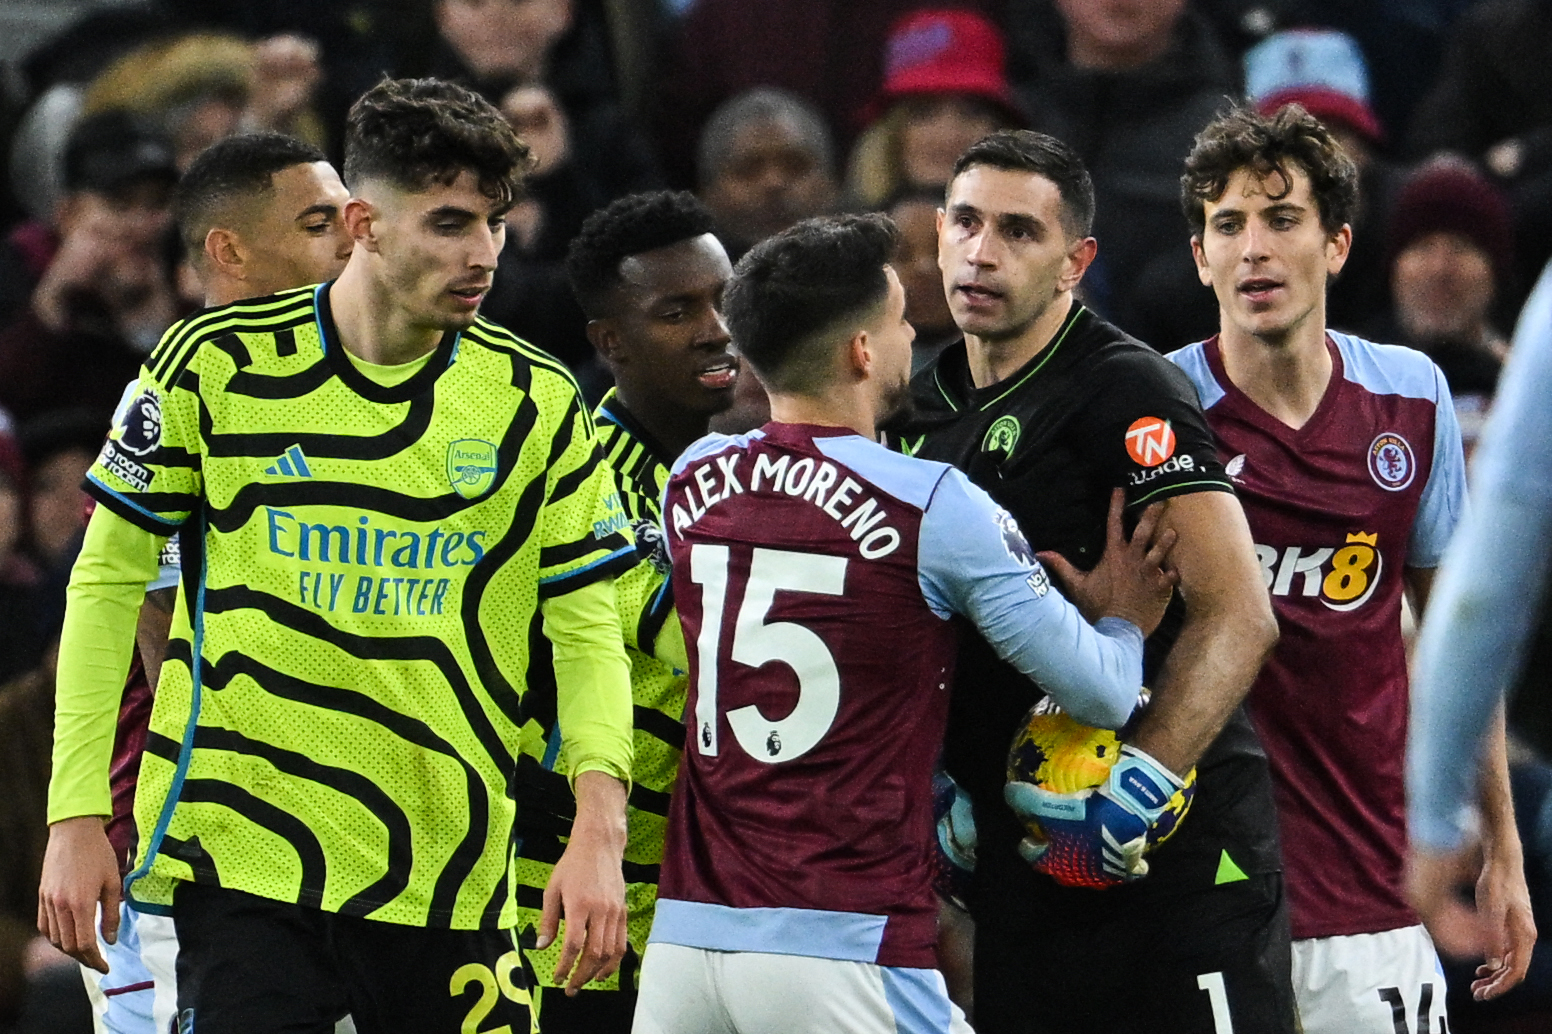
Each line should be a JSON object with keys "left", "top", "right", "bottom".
{"left": 864, "top": 9, "right": 1021, "bottom": 124}
{"left": 1256, "top": 87, "right": 1383, "bottom": 144}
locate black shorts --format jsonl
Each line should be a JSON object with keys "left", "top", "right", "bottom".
{"left": 972, "top": 871, "right": 1296, "bottom": 1034}
{"left": 535, "top": 985, "right": 637, "bottom": 1034}
{"left": 172, "top": 882, "right": 533, "bottom": 1034}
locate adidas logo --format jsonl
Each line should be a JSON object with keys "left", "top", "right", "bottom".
{"left": 265, "top": 445, "right": 314, "bottom": 478}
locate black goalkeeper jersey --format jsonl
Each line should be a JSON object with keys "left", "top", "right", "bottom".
{"left": 891, "top": 304, "right": 1282, "bottom": 930}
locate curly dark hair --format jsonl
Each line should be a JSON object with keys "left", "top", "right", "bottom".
{"left": 566, "top": 191, "right": 717, "bottom": 318}
{"left": 724, "top": 213, "right": 899, "bottom": 394}
{"left": 1180, "top": 104, "right": 1358, "bottom": 237}
{"left": 343, "top": 78, "right": 532, "bottom": 205}
{"left": 175, "top": 133, "right": 328, "bottom": 261}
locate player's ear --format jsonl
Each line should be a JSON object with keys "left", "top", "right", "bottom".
{"left": 1326, "top": 223, "right": 1353, "bottom": 277}
{"left": 1058, "top": 236, "right": 1098, "bottom": 293}
{"left": 343, "top": 198, "right": 379, "bottom": 253}
{"left": 586, "top": 318, "right": 622, "bottom": 364}
{"left": 847, "top": 329, "right": 872, "bottom": 380}
{"left": 205, "top": 228, "right": 244, "bottom": 279}
{"left": 1190, "top": 235, "right": 1213, "bottom": 286}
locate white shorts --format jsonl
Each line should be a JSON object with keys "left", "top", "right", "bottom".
{"left": 80, "top": 900, "right": 179, "bottom": 1034}
{"left": 1292, "top": 924, "right": 1448, "bottom": 1034}
{"left": 633, "top": 943, "right": 973, "bottom": 1034}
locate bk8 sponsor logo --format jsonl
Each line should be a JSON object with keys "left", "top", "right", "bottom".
{"left": 1255, "top": 532, "right": 1381, "bottom": 611}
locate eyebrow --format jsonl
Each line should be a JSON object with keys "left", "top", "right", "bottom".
{"left": 295, "top": 203, "right": 340, "bottom": 221}
{"left": 949, "top": 202, "right": 1043, "bottom": 230}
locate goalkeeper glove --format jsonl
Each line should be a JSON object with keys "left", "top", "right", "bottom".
{"left": 1003, "top": 744, "right": 1183, "bottom": 888}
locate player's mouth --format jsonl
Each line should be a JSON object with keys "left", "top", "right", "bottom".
{"left": 1237, "top": 277, "right": 1284, "bottom": 306}
{"left": 696, "top": 357, "right": 738, "bottom": 390}
{"left": 448, "top": 283, "right": 490, "bottom": 308}
{"left": 955, "top": 282, "right": 1003, "bottom": 307}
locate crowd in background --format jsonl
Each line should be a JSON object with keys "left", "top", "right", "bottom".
{"left": 1, "top": 0, "right": 1550, "bottom": 1030}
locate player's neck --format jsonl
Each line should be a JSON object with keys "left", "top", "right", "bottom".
{"left": 1217, "top": 310, "right": 1333, "bottom": 431}
{"left": 611, "top": 383, "right": 709, "bottom": 460}
{"left": 329, "top": 262, "right": 443, "bottom": 366}
{"left": 963, "top": 291, "right": 1074, "bottom": 389}
{"left": 768, "top": 388, "right": 875, "bottom": 441}
{"left": 203, "top": 276, "right": 248, "bottom": 309}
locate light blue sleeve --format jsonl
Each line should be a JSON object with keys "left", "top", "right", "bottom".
{"left": 918, "top": 468, "right": 1144, "bottom": 729}
{"left": 1407, "top": 361, "right": 1468, "bottom": 567}
{"left": 1409, "top": 259, "right": 1552, "bottom": 851}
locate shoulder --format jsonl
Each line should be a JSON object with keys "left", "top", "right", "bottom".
{"left": 670, "top": 430, "right": 764, "bottom": 477}
{"left": 143, "top": 287, "right": 319, "bottom": 389}
{"left": 1164, "top": 340, "right": 1226, "bottom": 409}
{"left": 812, "top": 435, "right": 953, "bottom": 511}
{"left": 1333, "top": 332, "right": 1447, "bottom": 404}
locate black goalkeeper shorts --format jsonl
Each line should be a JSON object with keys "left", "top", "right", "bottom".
{"left": 972, "top": 871, "right": 1296, "bottom": 1034}
{"left": 171, "top": 882, "right": 533, "bottom": 1034}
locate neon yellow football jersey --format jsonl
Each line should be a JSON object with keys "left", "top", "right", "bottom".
{"left": 84, "top": 285, "right": 636, "bottom": 929}
{"left": 515, "top": 389, "right": 687, "bottom": 988}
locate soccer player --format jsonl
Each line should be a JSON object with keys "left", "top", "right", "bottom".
{"left": 38, "top": 78, "right": 635, "bottom": 1033}
{"left": 1409, "top": 258, "right": 1552, "bottom": 963}
{"left": 512, "top": 189, "right": 736, "bottom": 1031}
{"left": 72, "top": 131, "right": 354, "bottom": 1034}
{"left": 1169, "top": 104, "right": 1533, "bottom": 1032}
{"left": 635, "top": 213, "right": 1181, "bottom": 1033}
{"left": 896, "top": 130, "right": 1291, "bottom": 1033}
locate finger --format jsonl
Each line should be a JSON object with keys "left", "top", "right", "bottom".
{"left": 101, "top": 888, "right": 121, "bottom": 948}
{"left": 74, "top": 900, "right": 109, "bottom": 974}
{"left": 1034, "top": 551, "right": 1081, "bottom": 591}
{"left": 555, "top": 903, "right": 587, "bottom": 991}
{"left": 1105, "top": 488, "right": 1127, "bottom": 552}
{"left": 1143, "top": 528, "right": 1178, "bottom": 569}
{"left": 1129, "top": 502, "right": 1164, "bottom": 554}
{"left": 536, "top": 881, "right": 560, "bottom": 951}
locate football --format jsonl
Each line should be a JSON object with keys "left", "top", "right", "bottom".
{"left": 1006, "top": 696, "right": 1197, "bottom": 856}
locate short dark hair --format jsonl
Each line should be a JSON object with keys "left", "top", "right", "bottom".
{"left": 951, "top": 130, "right": 1095, "bottom": 239}
{"left": 566, "top": 191, "right": 717, "bottom": 318}
{"left": 174, "top": 133, "right": 328, "bottom": 260}
{"left": 343, "top": 77, "right": 531, "bottom": 205}
{"left": 724, "top": 213, "right": 898, "bottom": 394}
{"left": 1180, "top": 104, "right": 1358, "bottom": 237}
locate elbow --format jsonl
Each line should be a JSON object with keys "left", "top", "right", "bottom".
{"left": 1248, "top": 597, "right": 1280, "bottom": 662}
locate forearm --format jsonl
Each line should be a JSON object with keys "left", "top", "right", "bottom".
{"left": 542, "top": 577, "right": 634, "bottom": 786}
{"left": 1128, "top": 493, "right": 1276, "bottom": 775}
{"left": 1478, "top": 707, "right": 1523, "bottom": 867}
{"left": 49, "top": 507, "right": 163, "bottom": 822}
{"left": 1132, "top": 605, "right": 1273, "bottom": 774}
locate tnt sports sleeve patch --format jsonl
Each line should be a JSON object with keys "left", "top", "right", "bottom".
{"left": 1084, "top": 351, "right": 1232, "bottom": 509}
{"left": 84, "top": 366, "right": 203, "bottom": 534}
{"left": 536, "top": 387, "right": 639, "bottom": 596}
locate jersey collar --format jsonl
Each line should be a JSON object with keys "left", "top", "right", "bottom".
{"left": 937, "top": 303, "right": 1088, "bottom": 413}
{"left": 596, "top": 388, "right": 675, "bottom": 469}
{"left": 314, "top": 281, "right": 460, "bottom": 403}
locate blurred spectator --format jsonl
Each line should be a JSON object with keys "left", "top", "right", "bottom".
{"left": 1382, "top": 156, "right": 1515, "bottom": 456}
{"left": 0, "top": 640, "right": 81, "bottom": 1034}
{"left": 652, "top": 0, "right": 965, "bottom": 188}
{"left": 83, "top": 32, "right": 327, "bottom": 170}
{"left": 696, "top": 88, "right": 838, "bottom": 261}
{"left": 1004, "top": 0, "right": 1238, "bottom": 340}
{"left": 887, "top": 188, "right": 959, "bottom": 373}
{"left": 6, "top": 5, "right": 175, "bottom": 224}
{"left": 845, "top": 9, "right": 1025, "bottom": 210}
{"left": 1406, "top": 0, "right": 1552, "bottom": 299}
{"left": 0, "top": 113, "right": 182, "bottom": 425}
{"left": 0, "top": 415, "right": 44, "bottom": 687}
{"left": 1407, "top": 0, "right": 1552, "bottom": 163}
{"left": 18, "top": 410, "right": 103, "bottom": 577}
